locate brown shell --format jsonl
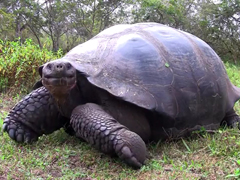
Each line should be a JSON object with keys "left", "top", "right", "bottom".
{"left": 56, "top": 23, "right": 240, "bottom": 125}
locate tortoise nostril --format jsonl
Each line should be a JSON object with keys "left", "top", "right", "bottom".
{"left": 56, "top": 64, "right": 63, "bottom": 69}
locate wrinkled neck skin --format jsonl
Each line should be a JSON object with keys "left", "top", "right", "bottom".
{"left": 42, "top": 71, "right": 95, "bottom": 118}
{"left": 42, "top": 77, "right": 85, "bottom": 118}
{"left": 51, "top": 84, "right": 84, "bottom": 118}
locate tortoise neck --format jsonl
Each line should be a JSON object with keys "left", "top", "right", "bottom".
{"left": 52, "top": 84, "right": 85, "bottom": 118}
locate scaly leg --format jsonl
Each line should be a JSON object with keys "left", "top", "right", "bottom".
{"left": 70, "top": 103, "right": 147, "bottom": 168}
{"left": 221, "top": 108, "right": 240, "bottom": 128}
{"left": 3, "top": 87, "right": 68, "bottom": 143}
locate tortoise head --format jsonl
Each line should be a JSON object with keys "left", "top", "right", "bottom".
{"left": 40, "top": 59, "right": 77, "bottom": 97}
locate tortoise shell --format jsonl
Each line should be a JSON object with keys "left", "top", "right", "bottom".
{"left": 58, "top": 22, "right": 240, "bottom": 127}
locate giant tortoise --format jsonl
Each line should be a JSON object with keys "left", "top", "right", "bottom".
{"left": 3, "top": 22, "right": 240, "bottom": 168}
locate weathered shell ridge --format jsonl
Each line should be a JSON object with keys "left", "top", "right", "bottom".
{"left": 46, "top": 23, "right": 240, "bottom": 128}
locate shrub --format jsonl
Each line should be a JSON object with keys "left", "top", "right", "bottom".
{"left": 224, "top": 62, "right": 240, "bottom": 87}
{"left": 0, "top": 39, "right": 63, "bottom": 93}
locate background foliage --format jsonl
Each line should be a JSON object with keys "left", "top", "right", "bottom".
{"left": 0, "top": 0, "right": 239, "bottom": 58}
{"left": 0, "top": 39, "right": 62, "bottom": 93}
{"left": 0, "top": 0, "right": 239, "bottom": 92}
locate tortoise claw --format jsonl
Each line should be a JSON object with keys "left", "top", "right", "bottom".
{"left": 118, "top": 146, "right": 144, "bottom": 168}
{"left": 114, "top": 129, "right": 147, "bottom": 169}
{"left": 71, "top": 103, "right": 147, "bottom": 169}
{"left": 229, "top": 116, "right": 240, "bottom": 128}
{"left": 3, "top": 120, "right": 38, "bottom": 143}
{"left": 221, "top": 110, "right": 240, "bottom": 129}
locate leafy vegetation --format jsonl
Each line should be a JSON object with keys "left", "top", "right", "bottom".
{"left": 0, "top": 63, "right": 240, "bottom": 179}
{"left": 0, "top": 39, "right": 62, "bottom": 93}
{"left": 0, "top": 0, "right": 239, "bottom": 62}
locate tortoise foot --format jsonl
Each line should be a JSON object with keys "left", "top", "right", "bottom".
{"left": 71, "top": 103, "right": 147, "bottom": 168}
{"left": 223, "top": 115, "right": 240, "bottom": 128}
{"left": 3, "top": 119, "right": 38, "bottom": 143}
{"left": 221, "top": 109, "right": 240, "bottom": 128}
{"left": 114, "top": 129, "right": 147, "bottom": 169}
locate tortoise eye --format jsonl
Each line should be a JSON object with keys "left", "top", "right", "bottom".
{"left": 66, "top": 63, "right": 72, "bottom": 70}
{"left": 47, "top": 64, "right": 52, "bottom": 70}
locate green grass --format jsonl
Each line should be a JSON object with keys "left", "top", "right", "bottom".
{"left": 1, "top": 62, "right": 240, "bottom": 179}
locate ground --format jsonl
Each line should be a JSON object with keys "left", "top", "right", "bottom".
{"left": 1, "top": 93, "right": 240, "bottom": 180}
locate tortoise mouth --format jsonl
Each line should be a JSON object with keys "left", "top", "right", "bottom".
{"left": 44, "top": 74, "right": 75, "bottom": 79}
{"left": 42, "top": 76, "right": 76, "bottom": 86}
{"left": 41, "top": 60, "right": 77, "bottom": 95}
{"left": 42, "top": 76, "right": 76, "bottom": 95}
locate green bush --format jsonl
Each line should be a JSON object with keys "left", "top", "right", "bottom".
{"left": 0, "top": 39, "right": 63, "bottom": 93}
{"left": 224, "top": 62, "right": 240, "bottom": 87}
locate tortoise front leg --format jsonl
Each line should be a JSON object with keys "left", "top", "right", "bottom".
{"left": 70, "top": 103, "right": 147, "bottom": 168}
{"left": 3, "top": 87, "right": 68, "bottom": 143}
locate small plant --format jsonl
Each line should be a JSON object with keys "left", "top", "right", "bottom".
{"left": 224, "top": 62, "right": 240, "bottom": 87}
{"left": 226, "top": 160, "right": 240, "bottom": 179}
{"left": 0, "top": 39, "right": 63, "bottom": 93}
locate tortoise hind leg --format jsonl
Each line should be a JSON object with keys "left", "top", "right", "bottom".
{"left": 3, "top": 87, "right": 68, "bottom": 143}
{"left": 70, "top": 103, "right": 147, "bottom": 169}
{"left": 221, "top": 108, "right": 240, "bottom": 128}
